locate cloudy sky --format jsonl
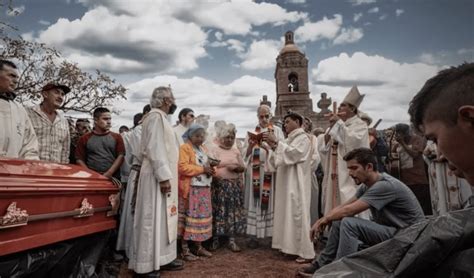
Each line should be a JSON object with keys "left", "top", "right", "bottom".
{"left": 3, "top": 0, "right": 473, "bottom": 136}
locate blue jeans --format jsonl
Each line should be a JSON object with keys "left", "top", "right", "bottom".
{"left": 318, "top": 217, "right": 397, "bottom": 266}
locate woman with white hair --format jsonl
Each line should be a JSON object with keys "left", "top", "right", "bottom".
{"left": 209, "top": 123, "right": 246, "bottom": 252}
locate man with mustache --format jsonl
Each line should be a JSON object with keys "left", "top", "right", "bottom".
{"left": 298, "top": 148, "right": 424, "bottom": 276}
{"left": 75, "top": 107, "right": 125, "bottom": 180}
{"left": 27, "top": 83, "right": 71, "bottom": 163}
{"left": 0, "top": 59, "right": 39, "bottom": 159}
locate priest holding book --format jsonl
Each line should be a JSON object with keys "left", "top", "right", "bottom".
{"left": 242, "top": 104, "right": 284, "bottom": 248}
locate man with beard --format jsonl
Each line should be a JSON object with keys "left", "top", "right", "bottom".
{"left": 298, "top": 148, "right": 424, "bottom": 276}
{"left": 27, "top": 83, "right": 71, "bottom": 163}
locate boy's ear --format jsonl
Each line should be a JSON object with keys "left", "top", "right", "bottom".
{"left": 458, "top": 106, "right": 474, "bottom": 127}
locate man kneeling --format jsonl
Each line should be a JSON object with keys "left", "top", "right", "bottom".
{"left": 299, "top": 148, "right": 425, "bottom": 276}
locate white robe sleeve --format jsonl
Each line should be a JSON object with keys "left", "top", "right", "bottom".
{"left": 274, "top": 134, "right": 310, "bottom": 167}
{"left": 142, "top": 113, "right": 173, "bottom": 182}
{"left": 310, "top": 135, "right": 320, "bottom": 171}
{"left": 328, "top": 118, "right": 369, "bottom": 156}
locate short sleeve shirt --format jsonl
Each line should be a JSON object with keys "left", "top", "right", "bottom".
{"left": 356, "top": 173, "right": 425, "bottom": 229}
{"left": 75, "top": 131, "right": 125, "bottom": 177}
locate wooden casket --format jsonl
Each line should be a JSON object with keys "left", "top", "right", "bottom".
{"left": 0, "top": 158, "right": 120, "bottom": 256}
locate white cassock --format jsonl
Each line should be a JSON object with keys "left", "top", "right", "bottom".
{"left": 128, "top": 109, "right": 180, "bottom": 274}
{"left": 242, "top": 125, "right": 284, "bottom": 238}
{"left": 173, "top": 123, "right": 188, "bottom": 145}
{"left": 309, "top": 134, "right": 321, "bottom": 225}
{"left": 116, "top": 125, "right": 142, "bottom": 257}
{"left": 270, "top": 128, "right": 315, "bottom": 259}
{"left": 0, "top": 99, "right": 39, "bottom": 159}
{"left": 318, "top": 116, "right": 370, "bottom": 217}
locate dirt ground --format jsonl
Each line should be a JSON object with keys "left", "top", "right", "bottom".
{"left": 118, "top": 237, "right": 322, "bottom": 277}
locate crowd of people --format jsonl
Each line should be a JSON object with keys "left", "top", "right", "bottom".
{"left": 1, "top": 58, "right": 473, "bottom": 277}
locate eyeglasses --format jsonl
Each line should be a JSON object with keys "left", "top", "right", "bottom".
{"left": 188, "top": 114, "right": 195, "bottom": 118}
{"left": 259, "top": 114, "right": 270, "bottom": 119}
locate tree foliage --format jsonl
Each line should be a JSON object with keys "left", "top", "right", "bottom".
{"left": 0, "top": 3, "right": 127, "bottom": 114}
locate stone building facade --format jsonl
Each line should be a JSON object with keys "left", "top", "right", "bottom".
{"left": 271, "top": 31, "right": 331, "bottom": 130}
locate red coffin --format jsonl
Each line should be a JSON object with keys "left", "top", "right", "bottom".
{"left": 0, "top": 158, "right": 120, "bottom": 256}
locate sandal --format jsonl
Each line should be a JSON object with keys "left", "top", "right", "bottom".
{"left": 181, "top": 248, "right": 198, "bottom": 261}
{"left": 228, "top": 241, "right": 241, "bottom": 252}
{"left": 196, "top": 246, "right": 213, "bottom": 257}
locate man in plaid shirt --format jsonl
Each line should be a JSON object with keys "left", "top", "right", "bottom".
{"left": 27, "top": 83, "right": 71, "bottom": 164}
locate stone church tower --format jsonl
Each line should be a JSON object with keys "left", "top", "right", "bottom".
{"left": 273, "top": 31, "right": 330, "bottom": 130}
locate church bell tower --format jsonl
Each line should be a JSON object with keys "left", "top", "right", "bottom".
{"left": 274, "top": 31, "right": 318, "bottom": 124}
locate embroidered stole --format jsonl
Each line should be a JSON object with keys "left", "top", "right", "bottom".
{"left": 251, "top": 124, "right": 273, "bottom": 211}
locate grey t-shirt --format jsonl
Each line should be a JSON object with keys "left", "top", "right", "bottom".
{"left": 356, "top": 173, "right": 425, "bottom": 229}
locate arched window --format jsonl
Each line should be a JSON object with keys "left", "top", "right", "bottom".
{"left": 288, "top": 73, "right": 299, "bottom": 92}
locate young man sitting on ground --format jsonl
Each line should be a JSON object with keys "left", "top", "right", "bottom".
{"left": 298, "top": 148, "right": 425, "bottom": 276}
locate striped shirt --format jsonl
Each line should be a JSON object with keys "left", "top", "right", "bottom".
{"left": 26, "top": 105, "right": 70, "bottom": 163}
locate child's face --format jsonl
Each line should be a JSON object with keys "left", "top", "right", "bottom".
{"left": 190, "top": 130, "right": 206, "bottom": 146}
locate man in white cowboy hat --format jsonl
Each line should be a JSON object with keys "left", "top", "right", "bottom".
{"left": 316, "top": 85, "right": 371, "bottom": 218}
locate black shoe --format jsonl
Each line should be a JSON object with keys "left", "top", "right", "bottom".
{"left": 133, "top": 270, "right": 160, "bottom": 278}
{"left": 297, "top": 261, "right": 320, "bottom": 277}
{"left": 161, "top": 259, "right": 184, "bottom": 271}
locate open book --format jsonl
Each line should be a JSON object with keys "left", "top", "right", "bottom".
{"left": 247, "top": 131, "right": 264, "bottom": 142}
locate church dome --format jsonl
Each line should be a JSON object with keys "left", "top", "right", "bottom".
{"left": 279, "top": 43, "right": 301, "bottom": 54}
{"left": 279, "top": 30, "right": 302, "bottom": 55}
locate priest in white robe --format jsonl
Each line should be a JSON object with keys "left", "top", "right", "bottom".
{"left": 264, "top": 112, "right": 315, "bottom": 260}
{"left": 319, "top": 86, "right": 370, "bottom": 217}
{"left": 242, "top": 104, "right": 284, "bottom": 244}
{"left": 128, "top": 86, "right": 184, "bottom": 276}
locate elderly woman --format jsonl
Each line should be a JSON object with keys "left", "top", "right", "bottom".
{"left": 178, "top": 124, "right": 215, "bottom": 260}
{"left": 209, "top": 123, "right": 246, "bottom": 252}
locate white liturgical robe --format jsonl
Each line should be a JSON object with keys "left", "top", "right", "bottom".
{"left": 270, "top": 128, "right": 315, "bottom": 259}
{"left": 128, "top": 109, "right": 180, "bottom": 274}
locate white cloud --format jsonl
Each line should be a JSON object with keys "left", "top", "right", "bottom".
{"left": 214, "top": 31, "right": 223, "bottom": 41}
{"left": 311, "top": 52, "right": 440, "bottom": 128}
{"left": 174, "top": 1, "right": 307, "bottom": 35}
{"left": 239, "top": 39, "right": 281, "bottom": 70}
{"left": 6, "top": 5, "right": 25, "bottom": 16}
{"left": 418, "top": 52, "right": 441, "bottom": 65}
{"left": 287, "top": 0, "right": 306, "bottom": 3}
{"left": 349, "top": 0, "right": 376, "bottom": 6}
{"left": 35, "top": 1, "right": 307, "bottom": 74}
{"left": 368, "top": 7, "right": 379, "bottom": 13}
{"left": 37, "top": 6, "right": 207, "bottom": 74}
{"left": 353, "top": 13, "right": 363, "bottom": 22}
{"left": 333, "top": 27, "right": 364, "bottom": 45}
{"left": 379, "top": 14, "right": 387, "bottom": 20}
{"left": 208, "top": 41, "right": 228, "bottom": 48}
{"left": 395, "top": 9, "right": 404, "bottom": 17}
{"left": 110, "top": 74, "right": 276, "bottom": 137}
{"left": 458, "top": 48, "right": 474, "bottom": 55}
{"left": 295, "top": 14, "right": 343, "bottom": 43}
{"left": 38, "top": 20, "right": 51, "bottom": 26}
{"left": 227, "top": 39, "right": 247, "bottom": 54}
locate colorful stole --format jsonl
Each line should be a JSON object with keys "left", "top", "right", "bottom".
{"left": 251, "top": 124, "right": 273, "bottom": 211}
